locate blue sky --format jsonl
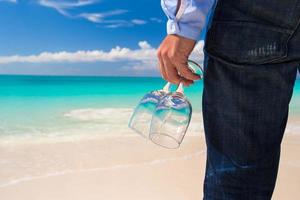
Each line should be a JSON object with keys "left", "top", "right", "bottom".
{"left": 0, "top": 0, "right": 167, "bottom": 54}
{"left": 3, "top": 1, "right": 295, "bottom": 78}
{"left": 0, "top": 0, "right": 298, "bottom": 76}
{"left": 0, "top": 0, "right": 178, "bottom": 76}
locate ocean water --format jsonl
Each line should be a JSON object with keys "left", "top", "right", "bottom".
{"left": 0, "top": 75, "right": 299, "bottom": 143}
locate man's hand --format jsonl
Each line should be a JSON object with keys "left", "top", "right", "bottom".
{"left": 157, "top": 34, "right": 200, "bottom": 86}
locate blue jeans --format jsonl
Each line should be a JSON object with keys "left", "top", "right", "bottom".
{"left": 202, "top": 0, "right": 300, "bottom": 199}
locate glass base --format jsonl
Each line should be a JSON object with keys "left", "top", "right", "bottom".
{"left": 149, "top": 133, "right": 180, "bottom": 149}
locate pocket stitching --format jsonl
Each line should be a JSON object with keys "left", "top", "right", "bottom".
{"left": 204, "top": 21, "right": 291, "bottom": 65}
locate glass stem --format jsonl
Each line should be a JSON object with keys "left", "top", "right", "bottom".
{"left": 176, "top": 82, "right": 184, "bottom": 94}
{"left": 162, "top": 82, "right": 171, "bottom": 93}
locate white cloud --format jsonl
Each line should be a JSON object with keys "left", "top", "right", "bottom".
{"left": 38, "top": 1, "right": 147, "bottom": 28}
{"left": 0, "top": 41, "right": 156, "bottom": 64}
{"left": 39, "top": 0, "right": 98, "bottom": 9}
{"left": 131, "top": 19, "right": 147, "bottom": 25}
{"left": 79, "top": 13, "right": 102, "bottom": 22}
{"left": 104, "top": 21, "right": 131, "bottom": 28}
{"left": 103, "top": 19, "right": 147, "bottom": 28}
{"left": 38, "top": 0, "right": 98, "bottom": 16}
{"left": 150, "top": 18, "right": 163, "bottom": 23}
{"left": 0, "top": 40, "right": 205, "bottom": 73}
{"left": 79, "top": 13, "right": 147, "bottom": 28}
{"left": 79, "top": 10, "right": 128, "bottom": 23}
{"left": 0, "top": 0, "right": 17, "bottom": 3}
{"left": 123, "top": 41, "right": 205, "bottom": 72}
{"left": 138, "top": 41, "right": 152, "bottom": 49}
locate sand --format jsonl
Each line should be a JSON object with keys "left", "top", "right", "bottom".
{"left": 0, "top": 129, "right": 299, "bottom": 200}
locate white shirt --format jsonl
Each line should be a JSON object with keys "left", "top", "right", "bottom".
{"left": 161, "top": 0, "right": 217, "bottom": 40}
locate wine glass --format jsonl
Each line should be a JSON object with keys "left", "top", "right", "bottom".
{"left": 149, "top": 60, "right": 203, "bottom": 148}
{"left": 128, "top": 83, "right": 171, "bottom": 138}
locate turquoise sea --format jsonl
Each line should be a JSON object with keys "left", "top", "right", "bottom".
{"left": 0, "top": 75, "right": 299, "bottom": 143}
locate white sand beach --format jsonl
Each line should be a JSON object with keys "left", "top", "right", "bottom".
{"left": 0, "top": 118, "right": 299, "bottom": 200}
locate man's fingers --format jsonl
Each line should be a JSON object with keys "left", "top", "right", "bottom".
{"left": 162, "top": 56, "right": 181, "bottom": 84}
{"left": 160, "top": 52, "right": 195, "bottom": 86}
{"left": 156, "top": 34, "right": 197, "bottom": 84}
{"left": 180, "top": 78, "right": 194, "bottom": 86}
{"left": 157, "top": 52, "right": 168, "bottom": 80}
{"left": 176, "top": 62, "right": 201, "bottom": 81}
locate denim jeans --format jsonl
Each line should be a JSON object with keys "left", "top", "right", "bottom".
{"left": 202, "top": 0, "right": 300, "bottom": 199}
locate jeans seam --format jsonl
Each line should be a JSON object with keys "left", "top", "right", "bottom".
{"left": 261, "top": 8, "right": 300, "bottom": 64}
{"left": 211, "top": 20, "right": 293, "bottom": 34}
{"left": 284, "top": 0, "right": 300, "bottom": 60}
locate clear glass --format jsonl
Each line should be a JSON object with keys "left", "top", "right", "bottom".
{"left": 128, "top": 90, "right": 167, "bottom": 138}
{"left": 149, "top": 92, "right": 192, "bottom": 149}
{"left": 188, "top": 60, "right": 204, "bottom": 78}
{"left": 128, "top": 59, "right": 203, "bottom": 148}
{"left": 148, "top": 60, "right": 203, "bottom": 149}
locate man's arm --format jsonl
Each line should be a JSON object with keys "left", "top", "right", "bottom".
{"left": 157, "top": 0, "right": 215, "bottom": 86}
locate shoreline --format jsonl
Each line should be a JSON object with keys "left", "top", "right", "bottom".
{"left": 0, "top": 112, "right": 299, "bottom": 146}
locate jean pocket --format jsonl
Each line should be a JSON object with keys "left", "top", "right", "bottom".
{"left": 204, "top": 21, "right": 292, "bottom": 65}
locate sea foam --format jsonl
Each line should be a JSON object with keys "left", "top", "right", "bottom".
{"left": 64, "top": 108, "right": 133, "bottom": 122}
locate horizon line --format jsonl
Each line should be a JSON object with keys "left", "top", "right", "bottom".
{"left": 0, "top": 73, "right": 162, "bottom": 78}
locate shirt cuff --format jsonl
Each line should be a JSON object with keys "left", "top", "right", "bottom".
{"left": 167, "top": 19, "right": 201, "bottom": 41}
